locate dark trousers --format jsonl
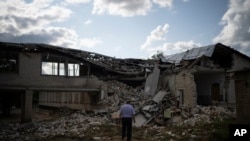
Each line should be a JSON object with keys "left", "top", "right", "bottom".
{"left": 122, "top": 117, "right": 132, "bottom": 141}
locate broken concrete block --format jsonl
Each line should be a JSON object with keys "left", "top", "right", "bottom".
{"left": 134, "top": 112, "right": 148, "bottom": 127}
{"left": 153, "top": 91, "right": 167, "bottom": 104}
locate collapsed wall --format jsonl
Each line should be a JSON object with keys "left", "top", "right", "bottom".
{"left": 159, "top": 69, "right": 197, "bottom": 107}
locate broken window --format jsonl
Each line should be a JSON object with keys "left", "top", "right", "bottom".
{"left": 41, "top": 53, "right": 87, "bottom": 77}
{"left": 41, "top": 62, "right": 58, "bottom": 75}
{"left": 68, "top": 63, "right": 79, "bottom": 76}
{"left": 41, "top": 62, "right": 82, "bottom": 76}
{"left": 59, "top": 63, "right": 65, "bottom": 76}
{"left": 0, "top": 51, "right": 19, "bottom": 73}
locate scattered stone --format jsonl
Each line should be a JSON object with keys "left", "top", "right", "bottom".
{"left": 0, "top": 80, "right": 236, "bottom": 141}
{"left": 93, "top": 137, "right": 101, "bottom": 140}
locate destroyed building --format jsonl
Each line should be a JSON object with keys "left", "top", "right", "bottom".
{"left": 131, "top": 43, "right": 250, "bottom": 126}
{"left": 1, "top": 41, "right": 250, "bottom": 124}
{"left": 158, "top": 43, "right": 250, "bottom": 107}
{"left": 0, "top": 42, "right": 156, "bottom": 122}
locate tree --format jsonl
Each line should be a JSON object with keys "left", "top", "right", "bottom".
{"left": 151, "top": 51, "right": 164, "bottom": 60}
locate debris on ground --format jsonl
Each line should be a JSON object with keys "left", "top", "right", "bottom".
{"left": 0, "top": 80, "right": 236, "bottom": 141}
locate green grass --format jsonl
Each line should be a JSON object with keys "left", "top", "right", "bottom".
{"left": 209, "top": 118, "right": 236, "bottom": 141}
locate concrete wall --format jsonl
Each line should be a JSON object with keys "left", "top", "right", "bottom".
{"left": 162, "top": 69, "right": 227, "bottom": 106}
{"left": 161, "top": 70, "right": 197, "bottom": 106}
{"left": 223, "top": 52, "right": 250, "bottom": 105}
{"left": 226, "top": 73, "right": 236, "bottom": 104}
{"left": 231, "top": 54, "right": 250, "bottom": 71}
{"left": 0, "top": 51, "right": 106, "bottom": 121}
{"left": 235, "top": 70, "right": 250, "bottom": 124}
{"left": 39, "top": 91, "right": 102, "bottom": 110}
{"left": 0, "top": 52, "right": 103, "bottom": 89}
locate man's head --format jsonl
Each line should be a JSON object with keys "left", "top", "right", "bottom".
{"left": 126, "top": 101, "right": 131, "bottom": 104}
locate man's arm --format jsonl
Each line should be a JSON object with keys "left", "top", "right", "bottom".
{"left": 132, "top": 107, "right": 136, "bottom": 123}
{"left": 119, "top": 111, "right": 122, "bottom": 118}
{"left": 119, "top": 106, "right": 123, "bottom": 118}
{"left": 132, "top": 114, "right": 136, "bottom": 123}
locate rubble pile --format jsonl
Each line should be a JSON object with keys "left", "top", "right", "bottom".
{"left": 35, "top": 112, "right": 108, "bottom": 138}
{"left": 0, "top": 111, "right": 109, "bottom": 141}
{"left": 101, "top": 80, "right": 144, "bottom": 112}
{"left": 0, "top": 81, "right": 236, "bottom": 140}
{"left": 139, "top": 90, "right": 235, "bottom": 127}
{"left": 138, "top": 91, "right": 178, "bottom": 125}
{"left": 178, "top": 105, "right": 235, "bottom": 127}
{"left": 99, "top": 80, "right": 235, "bottom": 127}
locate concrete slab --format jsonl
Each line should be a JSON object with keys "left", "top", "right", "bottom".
{"left": 153, "top": 91, "right": 167, "bottom": 104}
{"left": 144, "top": 65, "right": 160, "bottom": 96}
{"left": 134, "top": 113, "right": 148, "bottom": 127}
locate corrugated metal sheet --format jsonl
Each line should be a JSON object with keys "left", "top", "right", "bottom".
{"left": 161, "top": 45, "right": 215, "bottom": 64}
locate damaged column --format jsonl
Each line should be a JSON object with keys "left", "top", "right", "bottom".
{"left": 21, "top": 89, "right": 33, "bottom": 123}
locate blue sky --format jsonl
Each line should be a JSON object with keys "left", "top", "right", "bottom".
{"left": 1, "top": 0, "right": 250, "bottom": 58}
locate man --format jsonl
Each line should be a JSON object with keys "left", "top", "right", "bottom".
{"left": 120, "top": 101, "right": 136, "bottom": 141}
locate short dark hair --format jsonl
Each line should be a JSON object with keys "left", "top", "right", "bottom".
{"left": 126, "top": 101, "right": 131, "bottom": 104}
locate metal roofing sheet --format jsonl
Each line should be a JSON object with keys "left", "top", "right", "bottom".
{"left": 183, "top": 45, "right": 215, "bottom": 60}
{"left": 161, "top": 44, "right": 215, "bottom": 64}
{"left": 162, "top": 52, "right": 186, "bottom": 64}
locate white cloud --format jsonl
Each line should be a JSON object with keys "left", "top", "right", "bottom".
{"left": 0, "top": 0, "right": 72, "bottom": 34}
{"left": 79, "top": 38, "right": 102, "bottom": 48}
{"left": 92, "top": 0, "right": 152, "bottom": 17}
{"left": 152, "top": 0, "right": 172, "bottom": 8}
{"left": 213, "top": 0, "right": 250, "bottom": 55}
{"left": 0, "top": 0, "right": 101, "bottom": 50}
{"left": 141, "top": 23, "right": 201, "bottom": 56}
{"left": 0, "top": 0, "right": 71, "bottom": 35}
{"left": 92, "top": 0, "right": 173, "bottom": 17}
{"left": 64, "top": 0, "right": 90, "bottom": 5}
{"left": 84, "top": 19, "right": 92, "bottom": 25}
{"left": 141, "top": 24, "right": 169, "bottom": 50}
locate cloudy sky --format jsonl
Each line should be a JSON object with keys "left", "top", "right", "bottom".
{"left": 0, "top": 0, "right": 250, "bottom": 58}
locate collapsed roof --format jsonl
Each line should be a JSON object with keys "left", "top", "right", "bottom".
{"left": 2, "top": 42, "right": 249, "bottom": 75}
{"left": 0, "top": 42, "right": 155, "bottom": 77}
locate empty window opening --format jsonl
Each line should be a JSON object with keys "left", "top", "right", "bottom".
{"left": 0, "top": 52, "right": 19, "bottom": 73}
{"left": 68, "top": 63, "right": 79, "bottom": 76}
{"left": 59, "top": 63, "right": 65, "bottom": 76}
{"left": 42, "top": 62, "right": 58, "bottom": 75}
{"left": 41, "top": 54, "right": 88, "bottom": 77}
